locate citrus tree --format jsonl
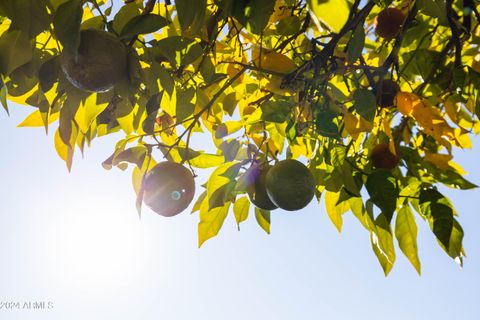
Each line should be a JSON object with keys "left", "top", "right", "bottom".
{"left": 1, "top": 0, "right": 479, "bottom": 275}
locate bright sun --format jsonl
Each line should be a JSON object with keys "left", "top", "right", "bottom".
{"left": 40, "top": 203, "right": 151, "bottom": 291}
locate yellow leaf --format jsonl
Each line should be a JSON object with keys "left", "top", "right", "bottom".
{"left": 444, "top": 98, "right": 458, "bottom": 124}
{"left": 453, "top": 128, "right": 472, "bottom": 149}
{"left": 75, "top": 93, "right": 109, "bottom": 133}
{"left": 198, "top": 201, "right": 231, "bottom": 247}
{"left": 325, "top": 191, "right": 349, "bottom": 232}
{"left": 7, "top": 85, "right": 38, "bottom": 106}
{"left": 395, "top": 91, "right": 420, "bottom": 116}
{"left": 308, "top": 0, "right": 350, "bottom": 33}
{"left": 54, "top": 128, "right": 74, "bottom": 171}
{"left": 17, "top": 109, "right": 59, "bottom": 127}
{"left": 256, "top": 52, "right": 297, "bottom": 74}
{"left": 268, "top": 0, "right": 291, "bottom": 24}
{"left": 233, "top": 196, "right": 250, "bottom": 229}
{"left": 160, "top": 87, "right": 177, "bottom": 117}
{"left": 344, "top": 111, "right": 373, "bottom": 137}
{"left": 255, "top": 208, "right": 270, "bottom": 234}
{"left": 424, "top": 152, "right": 453, "bottom": 171}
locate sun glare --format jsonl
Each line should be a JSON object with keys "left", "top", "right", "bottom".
{"left": 39, "top": 203, "right": 152, "bottom": 291}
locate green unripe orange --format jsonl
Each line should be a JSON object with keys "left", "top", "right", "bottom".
{"left": 265, "top": 159, "right": 316, "bottom": 211}
{"left": 247, "top": 164, "right": 278, "bottom": 211}
{"left": 61, "top": 28, "right": 127, "bottom": 92}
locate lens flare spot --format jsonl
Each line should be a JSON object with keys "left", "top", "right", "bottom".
{"left": 171, "top": 190, "right": 182, "bottom": 201}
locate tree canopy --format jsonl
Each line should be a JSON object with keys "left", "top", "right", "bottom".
{"left": 1, "top": 0, "right": 479, "bottom": 275}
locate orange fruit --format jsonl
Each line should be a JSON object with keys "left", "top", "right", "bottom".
{"left": 376, "top": 79, "right": 400, "bottom": 108}
{"left": 265, "top": 159, "right": 315, "bottom": 211}
{"left": 61, "top": 29, "right": 127, "bottom": 92}
{"left": 375, "top": 8, "right": 405, "bottom": 40}
{"left": 246, "top": 164, "right": 278, "bottom": 211}
{"left": 370, "top": 143, "right": 400, "bottom": 170}
{"left": 143, "top": 162, "right": 195, "bottom": 217}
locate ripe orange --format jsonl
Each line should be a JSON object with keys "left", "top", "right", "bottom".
{"left": 375, "top": 8, "right": 405, "bottom": 40}
{"left": 370, "top": 143, "right": 400, "bottom": 170}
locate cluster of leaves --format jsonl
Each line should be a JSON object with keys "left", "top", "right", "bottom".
{"left": 1, "top": 0, "right": 480, "bottom": 275}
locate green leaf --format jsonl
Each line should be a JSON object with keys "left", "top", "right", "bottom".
{"left": 120, "top": 14, "right": 169, "bottom": 38}
{"left": 419, "top": 188, "right": 454, "bottom": 250}
{"left": 370, "top": 213, "right": 396, "bottom": 276}
{"left": 0, "top": 30, "right": 33, "bottom": 75}
{"left": 348, "top": 197, "right": 369, "bottom": 230}
{"left": 112, "top": 2, "right": 140, "bottom": 34}
{"left": 255, "top": 208, "right": 270, "bottom": 234}
{"left": 275, "top": 16, "right": 301, "bottom": 36}
{"left": 54, "top": 127, "right": 75, "bottom": 171}
{"left": 442, "top": 218, "right": 465, "bottom": 266}
{"left": 53, "top": 0, "right": 83, "bottom": 52}
{"left": 81, "top": 16, "right": 105, "bottom": 30}
{"left": 157, "top": 65, "right": 174, "bottom": 96}
{"left": 176, "top": 0, "right": 206, "bottom": 34}
{"left": 315, "top": 111, "right": 339, "bottom": 138}
{"left": 401, "top": 49, "right": 441, "bottom": 80}
{"left": 188, "top": 153, "right": 225, "bottom": 169}
{"left": 259, "top": 95, "right": 293, "bottom": 123}
{"left": 215, "top": 121, "right": 244, "bottom": 139}
{"left": 395, "top": 205, "right": 421, "bottom": 275}
{"left": 353, "top": 89, "right": 376, "bottom": 122}
{"left": 207, "top": 162, "right": 242, "bottom": 210}
{"left": 366, "top": 170, "right": 398, "bottom": 222}
{"left": 435, "top": 170, "right": 478, "bottom": 190}
{"left": 347, "top": 24, "right": 365, "bottom": 63}
{"left": 38, "top": 56, "right": 60, "bottom": 93}
{"left": 307, "top": 0, "right": 350, "bottom": 33}
{"left": 417, "top": 0, "right": 448, "bottom": 25}
{"left": 198, "top": 201, "right": 231, "bottom": 247}
{"left": 191, "top": 190, "right": 207, "bottom": 213}
{"left": 228, "top": 0, "right": 276, "bottom": 35}
{"left": 155, "top": 36, "right": 203, "bottom": 67}
{"left": 176, "top": 87, "right": 196, "bottom": 121}
{"left": 113, "top": 146, "right": 148, "bottom": 168}
{"left": 0, "top": 76, "right": 8, "bottom": 114}
{"left": 233, "top": 196, "right": 250, "bottom": 230}
{"left": 0, "top": 0, "right": 51, "bottom": 37}
{"left": 330, "top": 144, "right": 346, "bottom": 166}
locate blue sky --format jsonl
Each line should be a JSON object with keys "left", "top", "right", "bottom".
{"left": 0, "top": 102, "right": 479, "bottom": 320}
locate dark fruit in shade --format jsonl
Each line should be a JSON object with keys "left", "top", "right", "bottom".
{"left": 370, "top": 143, "right": 400, "bottom": 170}
{"left": 246, "top": 164, "right": 278, "bottom": 211}
{"left": 375, "top": 8, "right": 405, "bottom": 40}
{"left": 265, "top": 159, "right": 316, "bottom": 211}
{"left": 376, "top": 79, "right": 399, "bottom": 108}
{"left": 60, "top": 28, "right": 127, "bottom": 92}
{"left": 143, "top": 162, "right": 195, "bottom": 217}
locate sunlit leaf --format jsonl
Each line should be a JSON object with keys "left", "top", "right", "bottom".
{"left": 198, "top": 201, "right": 231, "bottom": 247}
{"left": 255, "top": 208, "right": 270, "bottom": 234}
{"left": 307, "top": 0, "right": 349, "bottom": 33}
{"left": 395, "top": 205, "right": 421, "bottom": 275}
{"left": 234, "top": 196, "right": 250, "bottom": 230}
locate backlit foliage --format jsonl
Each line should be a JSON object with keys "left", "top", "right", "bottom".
{"left": 1, "top": 0, "right": 479, "bottom": 274}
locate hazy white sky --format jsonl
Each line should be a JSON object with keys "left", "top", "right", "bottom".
{"left": 0, "top": 100, "right": 479, "bottom": 320}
